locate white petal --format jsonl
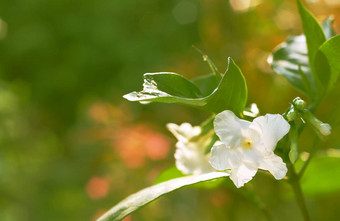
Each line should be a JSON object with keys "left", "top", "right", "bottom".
{"left": 209, "top": 143, "right": 242, "bottom": 171}
{"left": 230, "top": 164, "right": 257, "bottom": 188}
{"left": 240, "top": 148, "right": 262, "bottom": 167}
{"left": 167, "top": 122, "right": 201, "bottom": 143}
{"left": 175, "top": 143, "right": 214, "bottom": 175}
{"left": 251, "top": 114, "right": 290, "bottom": 152}
{"left": 259, "top": 153, "right": 287, "bottom": 179}
{"left": 214, "top": 110, "right": 251, "bottom": 147}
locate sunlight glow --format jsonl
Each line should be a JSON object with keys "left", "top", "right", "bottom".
{"left": 229, "top": 0, "right": 263, "bottom": 12}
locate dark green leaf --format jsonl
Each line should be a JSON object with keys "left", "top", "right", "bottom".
{"left": 97, "top": 172, "right": 229, "bottom": 221}
{"left": 124, "top": 58, "right": 247, "bottom": 115}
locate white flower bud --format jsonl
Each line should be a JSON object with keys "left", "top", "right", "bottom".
{"left": 319, "top": 123, "right": 331, "bottom": 136}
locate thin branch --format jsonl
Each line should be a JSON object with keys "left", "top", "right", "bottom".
{"left": 287, "top": 162, "right": 311, "bottom": 221}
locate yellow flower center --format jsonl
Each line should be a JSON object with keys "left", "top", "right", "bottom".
{"left": 242, "top": 140, "right": 253, "bottom": 149}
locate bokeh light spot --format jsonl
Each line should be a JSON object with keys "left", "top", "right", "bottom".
{"left": 86, "top": 177, "right": 110, "bottom": 199}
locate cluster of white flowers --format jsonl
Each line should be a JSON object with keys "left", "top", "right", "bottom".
{"left": 167, "top": 123, "right": 215, "bottom": 175}
{"left": 168, "top": 110, "right": 290, "bottom": 188}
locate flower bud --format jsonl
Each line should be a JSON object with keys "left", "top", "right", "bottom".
{"left": 302, "top": 110, "right": 331, "bottom": 138}
{"left": 292, "top": 97, "right": 307, "bottom": 110}
{"left": 319, "top": 123, "right": 331, "bottom": 136}
{"left": 287, "top": 109, "right": 298, "bottom": 121}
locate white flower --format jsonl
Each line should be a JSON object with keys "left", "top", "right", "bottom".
{"left": 209, "top": 110, "right": 290, "bottom": 188}
{"left": 167, "top": 123, "right": 215, "bottom": 175}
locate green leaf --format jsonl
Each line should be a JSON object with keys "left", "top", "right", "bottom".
{"left": 297, "top": 0, "right": 326, "bottom": 67}
{"left": 314, "top": 49, "right": 331, "bottom": 95}
{"left": 206, "top": 58, "right": 247, "bottom": 115}
{"left": 322, "top": 16, "right": 336, "bottom": 40}
{"left": 298, "top": 65, "right": 313, "bottom": 96}
{"left": 270, "top": 35, "right": 313, "bottom": 95}
{"left": 319, "top": 35, "right": 340, "bottom": 87}
{"left": 124, "top": 72, "right": 202, "bottom": 101}
{"left": 302, "top": 155, "right": 340, "bottom": 195}
{"left": 270, "top": 3, "right": 333, "bottom": 98}
{"left": 192, "top": 74, "right": 219, "bottom": 96}
{"left": 97, "top": 172, "right": 229, "bottom": 221}
{"left": 297, "top": 0, "right": 328, "bottom": 95}
{"left": 124, "top": 58, "right": 247, "bottom": 115}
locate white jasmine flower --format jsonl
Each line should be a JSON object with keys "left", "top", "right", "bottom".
{"left": 167, "top": 123, "right": 215, "bottom": 175}
{"left": 209, "top": 110, "right": 290, "bottom": 188}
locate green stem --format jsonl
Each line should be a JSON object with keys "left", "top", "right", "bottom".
{"left": 288, "top": 162, "right": 311, "bottom": 221}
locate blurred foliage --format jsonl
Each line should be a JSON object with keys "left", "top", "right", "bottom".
{"left": 0, "top": 0, "right": 340, "bottom": 220}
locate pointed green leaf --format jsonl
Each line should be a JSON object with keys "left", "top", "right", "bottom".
{"left": 297, "top": 0, "right": 326, "bottom": 66}
{"left": 97, "top": 172, "right": 229, "bottom": 221}
{"left": 319, "top": 35, "right": 340, "bottom": 87}
{"left": 206, "top": 58, "right": 247, "bottom": 115}
{"left": 297, "top": 0, "right": 329, "bottom": 96}
{"left": 124, "top": 58, "right": 247, "bottom": 115}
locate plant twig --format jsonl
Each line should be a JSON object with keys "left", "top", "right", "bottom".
{"left": 287, "top": 162, "right": 311, "bottom": 221}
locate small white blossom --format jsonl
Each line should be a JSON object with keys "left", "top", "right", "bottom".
{"left": 167, "top": 123, "right": 215, "bottom": 175}
{"left": 209, "top": 110, "right": 290, "bottom": 188}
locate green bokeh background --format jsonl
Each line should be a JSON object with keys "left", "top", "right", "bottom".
{"left": 0, "top": 0, "right": 340, "bottom": 220}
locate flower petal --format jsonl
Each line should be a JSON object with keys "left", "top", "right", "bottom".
{"left": 209, "top": 143, "right": 242, "bottom": 171}
{"left": 251, "top": 114, "right": 290, "bottom": 152}
{"left": 214, "top": 110, "right": 251, "bottom": 147}
{"left": 175, "top": 143, "right": 214, "bottom": 175}
{"left": 167, "top": 123, "right": 201, "bottom": 143}
{"left": 240, "top": 148, "right": 262, "bottom": 167}
{"left": 259, "top": 153, "right": 287, "bottom": 179}
{"left": 230, "top": 163, "right": 257, "bottom": 188}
